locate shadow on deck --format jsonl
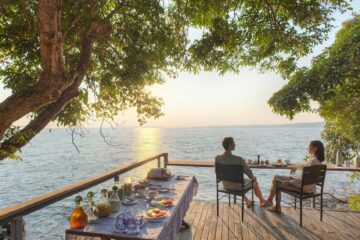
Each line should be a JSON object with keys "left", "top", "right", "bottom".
{"left": 178, "top": 200, "right": 360, "bottom": 240}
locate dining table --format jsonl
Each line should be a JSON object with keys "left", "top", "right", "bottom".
{"left": 65, "top": 175, "right": 198, "bottom": 240}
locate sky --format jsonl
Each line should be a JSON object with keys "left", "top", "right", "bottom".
{"left": 0, "top": 2, "right": 359, "bottom": 128}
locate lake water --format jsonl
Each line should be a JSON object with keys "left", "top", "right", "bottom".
{"left": 0, "top": 123, "right": 358, "bottom": 239}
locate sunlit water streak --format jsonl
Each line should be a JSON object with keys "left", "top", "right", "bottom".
{"left": 0, "top": 123, "right": 358, "bottom": 239}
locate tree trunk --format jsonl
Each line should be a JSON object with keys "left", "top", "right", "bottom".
{"left": 0, "top": 19, "right": 112, "bottom": 160}
{"left": 0, "top": 0, "right": 72, "bottom": 140}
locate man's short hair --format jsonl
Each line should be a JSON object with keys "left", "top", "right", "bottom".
{"left": 222, "top": 137, "right": 234, "bottom": 150}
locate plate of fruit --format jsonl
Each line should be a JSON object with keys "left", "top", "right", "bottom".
{"left": 151, "top": 198, "right": 175, "bottom": 207}
{"left": 145, "top": 208, "right": 169, "bottom": 221}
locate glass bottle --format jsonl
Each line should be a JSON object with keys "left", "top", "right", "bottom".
{"left": 114, "top": 176, "right": 123, "bottom": 200}
{"left": 70, "top": 195, "right": 88, "bottom": 229}
{"left": 84, "top": 191, "right": 98, "bottom": 222}
{"left": 97, "top": 189, "right": 112, "bottom": 218}
{"left": 109, "top": 186, "right": 122, "bottom": 213}
{"left": 123, "top": 176, "right": 132, "bottom": 197}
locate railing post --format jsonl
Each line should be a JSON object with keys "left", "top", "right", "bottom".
{"left": 10, "top": 216, "right": 23, "bottom": 240}
{"left": 114, "top": 175, "right": 119, "bottom": 183}
{"left": 164, "top": 153, "right": 169, "bottom": 168}
{"left": 157, "top": 157, "right": 161, "bottom": 168}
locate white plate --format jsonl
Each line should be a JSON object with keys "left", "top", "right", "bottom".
{"left": 144, "top": 209, "right": 169, "bottom": 222}
{"left": 158, "top": 188, "right": 169, "bottom": 193}
{"left": 150, "top": 198, "right": 175, "bottom": 207}
{"left": 121, "top": 199, "right": 138, "bottom": 205}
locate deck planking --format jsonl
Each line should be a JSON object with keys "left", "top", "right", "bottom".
{"left": 178, "top": 200, "right": 360, "bottom": 240}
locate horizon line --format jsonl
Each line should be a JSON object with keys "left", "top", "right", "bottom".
{"left": 44, "top": 121, "right": 325, "bottom": 129}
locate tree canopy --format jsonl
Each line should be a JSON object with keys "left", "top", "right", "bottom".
{"left": 0, "top": 0, "right": 351, "bottom": 160}
{"left": 269, "top": 14, "right": 360, "bottom": 161}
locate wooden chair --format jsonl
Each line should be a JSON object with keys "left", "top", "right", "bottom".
{"left": 276, "top": 165, "right": 327, "bottom": 227}
{"left": 215, "top": 163, "right": 254, "bottom": 222}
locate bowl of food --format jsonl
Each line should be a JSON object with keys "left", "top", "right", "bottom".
{"left": 145, "top": 208, "right": 168, "bottom": 222}
{"left": 151, "top": 198, "right": 174, "bottom": 207}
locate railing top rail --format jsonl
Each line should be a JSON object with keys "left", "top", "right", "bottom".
{"left": 0, "top": 153, "right": 167, "bottom": 225}
{"left": 166, "top": 160, "right": 360, "bottom": 172}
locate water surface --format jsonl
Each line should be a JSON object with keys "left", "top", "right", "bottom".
{"left": 0, "top": 123, "right": 358, "bottom": 239}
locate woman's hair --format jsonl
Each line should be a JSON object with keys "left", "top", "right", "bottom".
{"left": 222, "top": 137, "right": 234, "bottom": 150}
{"left": 310, "top": 140, "right": 325, "bottom": 162}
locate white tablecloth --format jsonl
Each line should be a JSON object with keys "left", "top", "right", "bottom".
{"left": 65, "top": 175, "right": 198, "bottom": 240}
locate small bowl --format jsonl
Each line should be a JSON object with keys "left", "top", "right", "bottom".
{"left": 136, "top": 188, "right": 147, "bottom": 197}
{"left": 148, "top": 190, "right": 158, "bottom": 200}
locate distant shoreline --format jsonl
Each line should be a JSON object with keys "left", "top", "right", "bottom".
{"left": 44, "top": 122, "right": 325, "bottom": 129}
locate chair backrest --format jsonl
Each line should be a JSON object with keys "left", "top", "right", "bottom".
{"left": 215, "top": 162, "right": 244, "bottom": 183}
{"left": 301, "top": 165, "right": 327, "bottom": 186}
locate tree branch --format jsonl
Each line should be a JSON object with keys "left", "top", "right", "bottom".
{"left": 0, "top": 0, "right": 72, "bottom": 140}
{"left": 63, "top": 14, "right": 82, "bottom": 40}
{"left": 0, "top": 17, "right": 112, "bottom": 160}
{"left": 100, "top": 118, "right": 123, "bottom": 146}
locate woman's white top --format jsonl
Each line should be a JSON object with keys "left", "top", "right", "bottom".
{"left": 289, "top": 158, "right": 322, "bottom": 192}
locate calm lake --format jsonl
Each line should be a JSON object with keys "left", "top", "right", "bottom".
{"left": 0, "top": 123, "right": 358, "bottom": 239}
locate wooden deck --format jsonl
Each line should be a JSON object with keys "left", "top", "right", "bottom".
{"left": 178, "top": 200, "right": 360, "bottom": 240}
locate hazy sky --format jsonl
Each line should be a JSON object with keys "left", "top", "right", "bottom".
{"left": 1, "top": 3, "right": 359, "bottom": 128}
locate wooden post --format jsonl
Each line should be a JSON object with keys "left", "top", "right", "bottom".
{"left": 10, "top": 216, "right": 23, "bottom": 240}
{"left": 114, "top": 175, "right": 119, "bottom": 183}
{"left": 157, "top": 157, "right": 161, "bottom": 168}
{"left": 164, "top": 153, "right": 169, "bottom": 168}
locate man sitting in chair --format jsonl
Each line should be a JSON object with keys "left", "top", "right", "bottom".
{"left": 215, "top": 137, "right": 266, "bottom": 207}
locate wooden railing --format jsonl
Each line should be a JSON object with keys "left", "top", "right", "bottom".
{"left": 0, "top": 153, "right": 168, "bottom": 240}
{"left": 165, "top": 160, "right": 360, "bottom": 172}
{"left": 1, "top": 153, "right": 358, "bottom": 239}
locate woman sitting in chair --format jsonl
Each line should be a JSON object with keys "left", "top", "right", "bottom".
{"left": 261, "top": 140, "right": 325, "bottom": 212}
{"left": 216, "top": 137, "right": 266, "bottom": 207}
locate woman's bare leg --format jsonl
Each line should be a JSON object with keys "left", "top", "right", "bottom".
{"left": 268, "top": 192, "right": 282, "bottom": 212}
{"left": 262, "top": 175, "right": 286, "bottom": 208}
{"left": 266, "top": 191, "right": 276, "bottom": 204}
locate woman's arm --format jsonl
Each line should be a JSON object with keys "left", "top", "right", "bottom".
{"left": 290, "top": 163, "right": 306, "bottom": 174}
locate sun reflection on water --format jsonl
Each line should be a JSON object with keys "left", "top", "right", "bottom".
{"left": 131, "top": 128, "right": 161, "bottom": 179}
